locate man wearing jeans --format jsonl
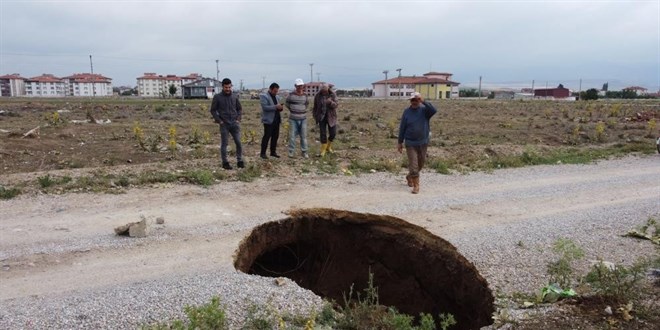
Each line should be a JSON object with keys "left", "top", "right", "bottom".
{"left": 210, "top": 78, "right": 243, "bottom": 170}
{"left": 285, "top": 78, "right": 310, "bottom": 158}
{"left": 397, "top": 92, "right": 437, "bottom": 194}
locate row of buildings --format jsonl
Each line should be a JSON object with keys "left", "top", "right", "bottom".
{"left": 2, "top": 71, "right": 653, "bottom": 100}
{"left": 0, "top": 73, "right": 113, "bottom": 97}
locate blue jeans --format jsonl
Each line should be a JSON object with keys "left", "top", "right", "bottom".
{"left": 219, "top": 122, "right": 242, "bottom": 163}
{"left": 288, "top": 118, "right": 308, "bottom": 155}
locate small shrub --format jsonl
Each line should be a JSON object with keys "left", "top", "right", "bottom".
{"left": 583, "top": 258, "right": 649, "bottom": 302}
{"left": 546, "top": 238, "right": 584, "bottom": 289}
{"left": 38, "top": 174, "right": 55, "bottom": 188}
{"left": 0, "top": 185, "right": 21, "bottom": 199}
{"left": 595, "top": 121, "right": 606, "bottom": 142}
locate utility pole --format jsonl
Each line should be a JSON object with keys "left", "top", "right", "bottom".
{"left": 478, "top": 76, "right": 482, "bottom": 98}
{"left": 309, "top": 63, "right": 314, "bottom": 83}
{"left": 215, "top": 59, "right": 219, "bottom": 81}
{"left": 316, "top": 72, "right": 321, "bottom": 82}
{"left": 382, "top": 70, "right": 389, "bottom": 98}
{"left": 262, "top": 76, "right": 266, "bottom": 89}
{"left": 240, "top": 79, "right": 244, "bottom": 91}
{"left": 531, "top": 80, "right": 535, "bottom": 98}
{"left": 396, "top": 68, "right": 402, "bottom": 99}
{"left": 89, "top": 55, "right": 96, "bottom": 97}
{"left": 578, "top": 78, "right": 582, "bottom": 94}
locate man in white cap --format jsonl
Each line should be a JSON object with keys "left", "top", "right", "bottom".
{"left": 397, "top": 92, "right": 437, "bottom": 194}
{"left": 285, "top": 78, "right": 310, "bottom": 158}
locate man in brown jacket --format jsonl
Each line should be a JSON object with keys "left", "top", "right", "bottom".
{"left": 312, "top": 83, "right": 339, "bottom": 157}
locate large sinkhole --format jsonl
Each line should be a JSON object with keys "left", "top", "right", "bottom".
{"left": 234, "top": 208, "right": 494, "bottom": 329}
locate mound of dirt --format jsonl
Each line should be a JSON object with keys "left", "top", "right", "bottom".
{"left": 234, "top": 208, "right": 494, "bottom": 329}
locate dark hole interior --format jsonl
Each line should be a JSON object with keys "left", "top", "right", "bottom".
{"left": 234, "top": 209, "right": 494, "bottom": 330}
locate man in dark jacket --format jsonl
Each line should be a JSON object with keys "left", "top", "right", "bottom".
{"left": 210, "top": 78, "right": 243, "bottom": 170}
{"left": 259, "top": 82, "right": 283, "bottom": 159}
{"left": 397, "top": 92, "right": 437, "bottom": 194}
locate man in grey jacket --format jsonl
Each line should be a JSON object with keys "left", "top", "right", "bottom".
{"left": 210, "top": 78, "right": 243, "bottom": 170}
{"left": 259, "top": 82, "right": 283, "bottom": 159}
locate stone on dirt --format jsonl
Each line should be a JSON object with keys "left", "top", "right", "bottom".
{"left": 114, "top": 219, "right": 147, "bottom": 238}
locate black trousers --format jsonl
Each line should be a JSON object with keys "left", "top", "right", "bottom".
{"left": 261, "top": 116, "right": 280, "bottom": 155}
{"left": 319, "top": 118, "right": 336, "bottom": 144}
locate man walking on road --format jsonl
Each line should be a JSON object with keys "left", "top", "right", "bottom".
{"left": 397, "top": 92, "right": 437, "bottom": 194}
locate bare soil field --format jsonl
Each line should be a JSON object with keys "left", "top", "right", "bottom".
{"left": 0, "top": 97, "right": 659, "bottom": 329}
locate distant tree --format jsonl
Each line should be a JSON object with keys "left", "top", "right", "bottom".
{"left": 168, "top": 84, "right": 178, "bottom": 97}
{"left": 579, "top": 88, "right": 599, "bottom": 101}
{"left": 459, "top": 89, "right": 479, "bottom": 97}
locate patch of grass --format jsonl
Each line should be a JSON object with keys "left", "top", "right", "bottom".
{"left": 237, "top": 163, "right": 262, "bottom": 182}
{"left": 427, "top": 157, "right": 451, "bottom": 174}
{"left": 142, "top": 296, "right": 227, "bottom": 330}
{"left": 349, "top": 157, "right": 399, "bottom": 174}
{"left": 183, "top": 169, "right": 215, "bottom": 187}
{"left": 0, "top": 185, "right": 21, "bottom": 199}
{"left": 135, "top": 171, "right": 179, "bottom": 185}
{"left": 37, "top": 174, "right": 72, "bottom": 188}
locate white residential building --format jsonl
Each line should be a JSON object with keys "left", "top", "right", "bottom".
{"left": 25, "top": 74, "right": 67, "bottom": 97}
{"left": 137, "top": 73, "right": 202, "bottom": 97}
{"left": 62, "top": 73, "right": 113, "bottom": 97}
{"left": 0, "top": 74, "right": 27, "bottom": 97}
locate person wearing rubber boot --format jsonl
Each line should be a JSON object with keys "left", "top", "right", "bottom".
{"left": 312, "top": 83, "right": 338, "bottom": 157}
{"left": 259, "top": 82, "right": 283, "bottom": 159}
{"left": 397, "top": 92, "right": 437, "bottom": 194}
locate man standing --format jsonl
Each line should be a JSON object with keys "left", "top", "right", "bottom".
{"left": 210, "top": 78, "right": 244, "bottom": 170}
{"left": 397, "top": 92, "right": 437, "bottom": 194}
{"left": 285, "top": 78, "right": 310, "bottom": 158}
{"left": 312, "top": 83, "right": 338, "bottom": 157}
{"left": 259, "top": 82, "right": 283, "bottom": 159}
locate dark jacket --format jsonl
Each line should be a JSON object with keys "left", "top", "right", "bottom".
{"left": 210, "top": 91, "right": 242, "bottom": 125}
{"left": 312, "top": 90, "right": 338, "bottom": 127}
{"left": 260, "top": 91, "right": 282, "bottom": 125}
{"left": 398, "top": 101, "right": 437, "bottom": 147}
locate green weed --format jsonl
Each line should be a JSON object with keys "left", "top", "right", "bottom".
{"left": 0, "top": 185, "right": 21, "bottom": 199}
{"left": 546, "top": 238, "right": 584, "bottom": 289}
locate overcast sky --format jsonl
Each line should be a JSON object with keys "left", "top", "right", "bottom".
{"left": 1, "top": 0, "right": 658, "bottom": 91}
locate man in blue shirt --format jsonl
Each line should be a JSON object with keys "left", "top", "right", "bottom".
{"left": 397, "top": 92, "right": 437, "bottom": 194}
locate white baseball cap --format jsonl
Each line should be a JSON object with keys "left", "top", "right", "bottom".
{"left": 408, "top": 92, "right": 421, "bottom": 100}
{"left": 294, "top": 78, "right": 304, "bottom": 86}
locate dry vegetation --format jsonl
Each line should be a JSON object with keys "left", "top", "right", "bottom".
{"left": 1, "top": 97, "right": 657, "bottom": 197}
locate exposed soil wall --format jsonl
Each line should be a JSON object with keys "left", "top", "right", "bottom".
{"left": 234, "top": 208, "right": 495, "bottom": 329}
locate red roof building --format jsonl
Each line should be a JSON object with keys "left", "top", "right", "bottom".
{"left": 534, "top": 84, "right": 570, "bottom": 99}
{"left": 0, "top": 74, "right": 27, "bottom": 97}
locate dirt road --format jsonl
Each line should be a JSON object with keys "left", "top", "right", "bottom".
{"left": 1, "top": 155, "right": 659, "bottom": 326}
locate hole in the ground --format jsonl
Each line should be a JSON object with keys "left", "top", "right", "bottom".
{"left": 234, "top": 208, "right": 494, "bottom": 329}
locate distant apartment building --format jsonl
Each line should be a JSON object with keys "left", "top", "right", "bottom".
{"left": 372, "top": 72, "right": 460, "bottom": 99}
{"left": 137, "top": 73, "right": 201, "bottom": 97}
{"left": 25, "top": 74, "right": 67, "bottom": 97}
{"left": 3, "top": 73, "right": 113, "bottom": 97}
{"left": 62, "top": 73, "right": 113, "bottom": 96}
{"left": 623, "top": 86, "right": 648, "bottom": 96}
{"left": 302, "top": 81, "right": 336, "bottom": 97}
{"left": 0, "top": 74, "right": 26, "bottom": 97}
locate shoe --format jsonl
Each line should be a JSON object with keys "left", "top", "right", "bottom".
{"left": 260, "top": 154, "right": 268, "bottom": 159}
{"left": 327, "top": 141, "right": 335, "bottom": 153}
{"left": 237, "top": 161, "right": 245, "bottom": 168}
{"left": 270, "top": 153, "right": 281, "bottom": 158}
{"left": 222, "top": 162, "right": 233, "bottom": 170}
{"left": 302, "top": 152, "right": 309, "bottom": 159}
{"left": 288, "top": 152, "right": 295, "bottom": 158}
{"left": 406, "top": 174, "right": 413, "bottom": 187}
{"left": 412, "top": 176, "right": 420, "bottom": 194}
